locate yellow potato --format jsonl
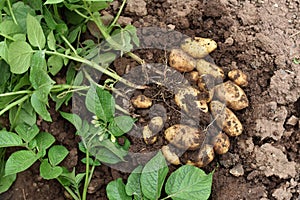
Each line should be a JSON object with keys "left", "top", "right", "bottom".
{"left": 210, "top": 101, "right": 243, "bottom": 137}
{"left": 131, "top": 94, "right": 152, "bottom": 109}
{"left": 143, "top": 116, "right": 164, "bottom": 145}
{"left": 186, "top": 71, "right": 199, "bottom": 83}
{"left": 164, "top": 124, "right": 205, "bottom": 150}
{"left": 169, "top": 49, "right": 196, "bottom": 72}
{"left": 198, "top": 74, "right": 215, "bottom": 103}
{"left": 181, "top": 37, "right": 217, "bottom": 58}
{"left": 174, "top": 86, "right": 208, "bottom": 114}
{"left": 196, "top": 59, "right": 225, "bottom": 79}
{"left": 212, "top": 132, "right": 230, "bottom": 154}
{"left": 186, "top": 144, "right": 215, "bottom": 167}
{"left": 214, "top": 81, "right": 249, "bottom": 110}
{"left": 228, "top": 69, "right": 248, "bottom": 87}
{"left": 161, "top": 145, "right": 181, "bottom": 165}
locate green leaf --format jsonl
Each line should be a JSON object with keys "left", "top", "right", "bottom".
{"left": 165, "top": 165, "right": 213, "bottom": 200}
{"left": 45, "top": 0, "right": 64, "bottom": 4}
{"left": 5, "top": 150, "right": 39, "bottom": 176}
{"left": 0, "top": 173, "right": 16, "bottom": 194}
{"left": 40, "top": 159, "right": 63, "bottom": 180}
{"left": 48, "top": 145, "right": 69, "bottom": 166}
{"left": 43, "top": 7, "right": 57, "bottom": 30}
{"left": 47, "top": 31, "right": 56, "bottom": 50}
{"left": 95, "top": 139, "right": 127, "bottom": 162}
{"left": 106, "top": 178, "right": 131, "bottom": 200}
{"left": 13, "top": 34, "right": 27, "bottom": 41}
{"left": 140, "top": 151, "right": 169, "bottom": 200}
{"left": 0, "top": 61, "right": 10, "bottom": 93}
{"left": 15, "top": 123, "right": 39, "bottom": 143}
{"left": 31, "top": 93, "right": 52, "bottom": 122}
{"left": 35, "top": 132, "right": 55, "bottom": 151}
{"left": 12, "top": 2, "right": 35, "bottom": 32}
{"left": 48, "top": 55, "right": 64, "bottom": 76}
{"left": 9, "top": 100, "right": 36, "bottom": 127}
{"left": 0, "top": 130, "right": 23, "bottom": 147}
{"left": 125, "top": 165, "right": 143, "bottom": 199}
{"left": 109, "top": 116, "right": 135, "bottom": 137}
{"left": 0, "top": 20, "right": 22, "bottom": 35}
{"left": 27, "top": 14, "right": 46, "bottom": 49}
{"left": 60, "top": 112, "right": 82, "bottom": 131}
{"left": 8, "top": 41, "right": 33, "bottom": 74}
{"left": 0, "top": 41, "right": 8, "bottom": 63}
{"left": 85, "top": 85, "right": 115, "bottom": 122}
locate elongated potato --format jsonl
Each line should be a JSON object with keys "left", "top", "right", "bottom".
{"left": 174, "top": 86, "right": 208, "bottom": 114}
{"left": 181, "top": 37, "right": 217, "bottom": 58}
{"left": 210, "top": 101, "right": 243, "bottom": 137}
{"left": 169, "top": 49, "right": 196, "bottom": 72}
{"left": 164, "top": 124, "right": 205, "bottom": 150}
{"left": 214, "top": 81, "right": 249, "bottom": 110}
{"left": 131, "top": 94, "right": 152, "bottom": 109}
{"left": 228, "top": 69, "right": 248, "bottom": 87}
{"left": 196, "top": 59, "right": 225, "bottom": 80}
{"left": 187, "top": 144, "right": 215, "bottom": 167}
{"left": 143, "top": 116, "right": 164, "bottom": 145}
{"left": 198, "top": 74, "right": 215, "bottom": 103}
{"left": 161, "top": 145, "right": 181, "bottom": 165}
{"left": 212, "top": 132, "right": 230, "bottom": 154}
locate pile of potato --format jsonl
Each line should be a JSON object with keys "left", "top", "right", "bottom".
{"left": 132, "top": 37, "right": 249, "bottom": 167}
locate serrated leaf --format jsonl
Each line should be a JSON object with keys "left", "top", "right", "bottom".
{"left": 0, "top": 173, "right": 16, "bottom": 194}
{"left": 165, "top": 165, "right": 213, "bottom": 200}
{"left": 47, "top": 31, "right": 56, "bottom": 50}
{"left": 15, "top": 123, "right": 39, "bottom": 143}
{"left": 5, "top": 150, "right": 39, "bottom": 176}
{"left": 125, "top": 165, "right": 143, "bottom": 198}
{"left": 48, "top": 145, "right": 69, "bottom": 166}
{"left": 48, "top": 55, "right": 63, "bottom": 76}
{"left": 106, "top": 178, "right": 131, "bottom": 200}
{"left": 40, "top": 159, "right": 63, "bottom": 180}
{"left": 26, "top": 14, "right": 45, "bottom": 49}
{"left": 8, "top": 41, "right": 33, "bottom": 74}
{"left": 44, "top": 0, "right": 64, "bottom": 4}
{"left": 35, "top": 132, "right": 55, "bottom": 151}
{"left": 31, "top": 93, "right": 52, "bottom": 122}
{"left": 109, "top": 116, "right": 135, "bottom": 137}
{"left": 0, "top": 130, "right": 23, "bottom": 147}
{"left": 140, "top": 151, "right": 168, "bottom": 200}
{"left": 60, "top": 112, "right": 82, "bottom": 131}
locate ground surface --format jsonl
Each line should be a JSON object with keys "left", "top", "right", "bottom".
{"left": 1, "top": 0, "right": 300, "bottom": 199}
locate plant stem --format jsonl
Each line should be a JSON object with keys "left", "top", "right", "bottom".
{"left": 87, "top": 165, "right": 96, "bottom": 185}
{"left": 107, "top": 0, "right": 127, "bottom": 32}
{"left": 0, "top": 90, "right": 32, "bottom": 97}
{"left": 60, "top": 35, "right": 78, "bottom": 56}
{"left": 82, "top": 151, "right": 90, "bottom": 200}
{"left": 6, "top": 0, "right": 17, "bottom": 25}
{"left": 0, "top": 95, "right": 29, "bottom": 116}
{"left": 57, "top": 178, "right": 81, "bottom": 200}
{"left": 0, "top": 32, "right": 16, "bottom": 41}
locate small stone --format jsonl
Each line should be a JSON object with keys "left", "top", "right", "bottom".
{"left": 286, "top": 115, "right": 299, "bottom": 126}
{"left": 117, "top": 16, "right": 133, "bottom": 26}
{"left": 230, "top": 164, "right": 244, "bottom": 177}
{"left": 126, "top": 0, "right": 147, "bottom": 16}
{"left": 167, "top": 24, "right": 176, "bottom": 30}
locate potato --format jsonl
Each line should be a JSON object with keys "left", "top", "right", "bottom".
{"left": 198, "top": 74, "right": 215, "bottom": 103}
{"left": 164, "top": 124, "right": 205, "bottom": 150}
{"left": 169, "top": 49, "right": 196, "bottom": 72}
{"left": 210, "top": 101, "right": 243, "bottom": 137}
{"left": 131, "top": 94, "right": 152, "bottom": 109}
{"left": 181, "top": 37, "right": 217, "bottom": 58}
{"left": 185, "top": 71, "right": 199, "bottom": 83}
{"left": 196, "top": 59, "right": 225, "bottom": 80}
{"left": 186, "top": 144, "right": 215, "bottom": 167}
{"left": 212, "top": 132, "right": 230, "bottom": 154}
{"left": 174, "top": 86, "right": 208, "bottom": 114}
{"left": 228, "top": 69, "right": 248, "bottom": 87}
{"left": 214, "top": 81, "right": 249, "bottom": 110}
{"left": 143, "top": 116, "right": 164, "bottom": 145}
{"left": 161, "top": 145, "right": 181, "bottom": 165}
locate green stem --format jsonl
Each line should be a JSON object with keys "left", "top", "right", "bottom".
{"left": 0, "top": 95, "right": 29, "bottom": 116}
{"left": 0, "top": 32, "right": 16, "bottom": 41}
{"left": 0, "top": 90, "right": 32, "bottom": 97}
{"left": 87, "top": 165, "right": 96, "bottom": 185}
{"left": 9, "top": 101, "right": 23, "bottom": 131}
{"left": 57, "top": 179, "right": 81, "bottom": 200}
{"left": 60, "top": 35, "right": 78, "bottom": 56}
{"left": 6, "top": 0, "right": 17, "bottom": 25}
{"left": 82, "top": 151, "right": 90, "bottom": 200}
{"left": 107, "top": 0, "right": 127, "bottom": 32}
{"left": 74, "top": 9, "right": 90, "bottom": 20}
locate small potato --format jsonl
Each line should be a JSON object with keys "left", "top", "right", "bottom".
{"left": 185, "top": 71, "right": 199, "bottom": 84}
{"left": 131, "top": 94, "right": 152, "bottom": 109}
{"left": 174, "top": 86, "right": 208, "bottom": 114}
{"left": 143, "top": 125, "right": 157, "bottom": 145}
{"left": 181, "top": 37, "right": 217, "bottom": 58}
{"left": 214, "top": 81, "right": 249, "bottom": 110}
{"left": 161, "top": 145, "right": 181, "bottom": 165}
{"left": 187, "top": 144, "right": 215, "bottom": 167}
{"left": 198, "top": 74, "right": 216, "bottom": 103}
{"left": 143, "top": 116, "right": 164, "bottom": 145}
{"left": 228, "top": 69, "right": 248, "bottom": 87}
{"left": 164, "top": 124, "right": 205, "bottom": 150}
{"left": 169, "top": 49, "right": 196, "bottom": 72}
{"left": 210, "top": 101, "right": 243, "bottom": 137}
{"left": 212, "top": 132, "right": 230, "bottom": 154}
{"left": 196, "top": 59, "right": 225, "bottom": 80}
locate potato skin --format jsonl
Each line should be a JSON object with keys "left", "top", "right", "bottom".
{"left": 169, "top": 49, "right": 196, "bottom": 72}
{"left": 161, "top": 145, "right": 181, "bottom": 165}
{"left": 131, "top": 95, "right": 152, "bottom": 109}
{"left": 212, "top": 132, "right": 230, "bottom": 154}
{"left": 214, "top": 81, "right": 249, "bottom": 111}
{"left": 228, "top": 69, "right": 248, "bottom": 87}
{"left": 181, "top": 37, "right": 217, "bottom": 58}
{"left": 187, "top": 144, "right": 215, "bottom": 167}
{"left": 210, "top": 101, "right": 243, "bottom": 137}
{"left": 143, "top": 116, "right": 164, "bottom": 145}
{"left": 196, "top": 59, "right": 225, "bottom": 80}
{"left": 164, "top": 124, "right": 205, "bottom": 150}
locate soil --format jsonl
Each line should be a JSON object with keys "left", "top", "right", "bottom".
{"left": 1, "top": 0, "right": 300, "bottom": 200}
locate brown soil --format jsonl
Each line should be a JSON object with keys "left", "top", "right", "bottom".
{"left": 1, "top": 0, "right": 300, "bottom": 200}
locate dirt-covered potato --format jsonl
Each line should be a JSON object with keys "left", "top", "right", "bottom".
{"left": 181, "top": 37, "right": 217, "bottom": 58}
{"left": 196, "top": 59, "right": 225, "bottom": 80}
{"left": 131, "top": 94, "right": 152, "bottom": 109}
{"left": 187, "top": 144, "right": 215, "bottom": 167}
{"left": 210, "top": 101, "right": 243, "bottom": 137}
{"left": 143, "top": 116, "right": 164, "bottom": 145}
{"left": 212, "top": 132, "right": 230, "bottom": 154}
{"left": 214, "top": 81, "right": 249, "bottom": 110}
{"left": 169, "top": 49, "right": 196, "bottom": 72}
{"left": 164, "top": 124, "right": 205, "bottom": 150}
{"left": 161, "top": 145, "right": 181, "bottom": 165}
{"left": 228, "top": 69, "right": 248, "bottom": 87}
{"left": 185, "top": 71, "right": 199, "bottom": 83}
{"left": 174, "top": 86, "right": 208, "bottom": 114}
{"left": 198, "top": 74, "right": 215, "bottom": 103}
